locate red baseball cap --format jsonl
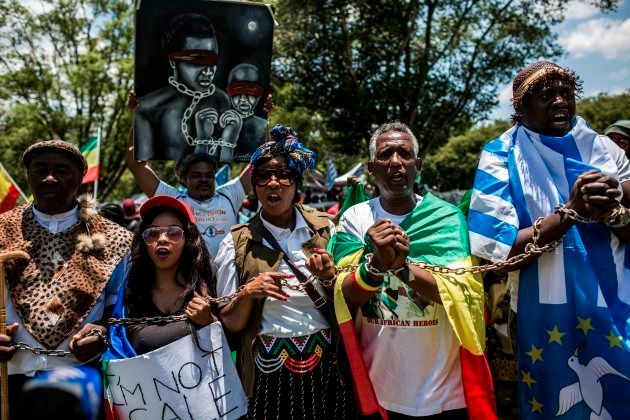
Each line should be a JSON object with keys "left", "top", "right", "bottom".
{"left": 139, "top": 195, "right": 194, "bottom": 224}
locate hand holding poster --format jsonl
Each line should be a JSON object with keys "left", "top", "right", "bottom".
{"left": 133, "top": 0, "right": 274, "bottom": 163}
{"left": 103, "top": 322, "right": 247, "bottom": 420}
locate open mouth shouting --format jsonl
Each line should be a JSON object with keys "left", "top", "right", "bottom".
{"left": 266, "top": 192, "right": 283, "bottom": 207}
{"left": 155, "top": 246, "right": 172, "bottom": 260}
{"left": 550, "top": 110, "right": 571, "bottom": 130}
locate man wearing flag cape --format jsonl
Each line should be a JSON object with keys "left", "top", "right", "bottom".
{"left": 327, "top": 122, "right": 496, "bottom": 419}
{"left": 469, "top": 61, "right": 630, "bottom": 419}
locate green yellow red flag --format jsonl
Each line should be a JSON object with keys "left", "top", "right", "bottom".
{"left": 80, "top": 135, "right": 100, "bottom": 184}
{"left": 328, "top": 184, "right": 496, "bottom": 419}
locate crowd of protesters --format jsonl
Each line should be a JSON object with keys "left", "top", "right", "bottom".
{"left": 0, "top": 60, "right": 628, "bottom": 420}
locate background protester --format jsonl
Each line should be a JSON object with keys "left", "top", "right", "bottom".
{"left": 103, "top": 195, "right": 216, "bottom": 358}
{"left": 126, "top": 93, "right": 252, "bottom": 259}
{"left": 0, "top": 140, "right": 131, "bottom": 419}
{"left": 328, "top": 122, "right": 494, "bottom": 418}
{"left": 216, "top": 126, "right": 354, "bottom": 419}
{"left": 605, "top": 119, "right": 630, "bottom": 159}
{"left": 469, "top": 61, "right": 630, "bottom": 419}
{"left": 121, "top": 198, "right": 140, "bottom": 231}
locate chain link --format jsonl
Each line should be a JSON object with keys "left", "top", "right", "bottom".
{"left": 168, "top": 76, "right": 216, "bottom": 147}
{"left": 13, "top": 328, "right": 107, "bottom": 357}
{"left": 337, "top": 206, "right": 581, "bottom": 276}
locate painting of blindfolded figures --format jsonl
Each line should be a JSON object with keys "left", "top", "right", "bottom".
{"left": 133, "top": 0, "right": 274, "bottom": 162}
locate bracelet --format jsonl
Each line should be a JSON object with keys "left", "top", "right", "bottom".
{"left": 351, "top": 263, "right": 382, "bottom": 292}
{"left": 604, "top": 205, "right": 630, "bottom": 228}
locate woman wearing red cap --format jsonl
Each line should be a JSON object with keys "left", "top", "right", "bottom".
{"left": 104, "top": 195, "right": 216, "bottom": 356}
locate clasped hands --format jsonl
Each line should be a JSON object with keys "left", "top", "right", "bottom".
{"left": 366, "top": 219, "right": 410, "bottom": 273}
{"left": 567, "top": 170, "right": 624, "bottom": 221}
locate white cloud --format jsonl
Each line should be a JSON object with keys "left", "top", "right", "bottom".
{"left": 584, "top": 86, "right": 628, "bottom": 97}
{"left": 610, "top": 68, "right": 629, "bottom": 81}
{"left": 498, "top": 84, "right": 513, "bottom": 104}
{"left": 561, "top": 18, "right": 630, "bottom": 59}
{"left": 564, "top": 0, "right": 601, "bottom": 21}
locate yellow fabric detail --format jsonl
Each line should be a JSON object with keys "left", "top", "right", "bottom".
{"left": 334, "top": 250, "right": 364, "bottom": 324}
{"left": 433, "top": 255, "right": 485, "bottom": 355}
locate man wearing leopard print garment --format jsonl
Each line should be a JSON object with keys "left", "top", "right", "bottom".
{"left": 0, "top": 140, "right": 131, "bottom": 417}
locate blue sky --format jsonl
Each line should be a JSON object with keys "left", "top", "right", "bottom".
{"left": 491, "top": 0, "right": 630, "bottom": 120}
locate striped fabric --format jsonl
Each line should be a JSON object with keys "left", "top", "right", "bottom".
{"left": 329, "top": 190, "right": 496, "bottom": 419}
{"left": 325, "top": 157, "right": 338, "bottom": 189}
{"left": 80, "top": 135, "right": 99, "bottom": 184}
{"left": 0, "top": 165, "right": 19, "bottom": 213}
{"left": 469, "top": 117, "right": 630, "bottom": 419}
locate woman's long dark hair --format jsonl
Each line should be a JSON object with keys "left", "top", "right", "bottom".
{"left": 124, "top": 207, "right": 216, "bottom": 316}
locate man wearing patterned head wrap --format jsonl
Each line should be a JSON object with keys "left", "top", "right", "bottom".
{"left": 215, "top": 125, "right": 355, "bottom": 418}
{"left": 0, "top": 140, "right": 131, "bottom": 418}
{"left": 469, "top": 61, "right": 630, "bottom": 418}
{"left": 227, "top": 63, "right": 268, "bottom": 161}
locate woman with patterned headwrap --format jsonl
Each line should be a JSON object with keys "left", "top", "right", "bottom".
{"left": 215, "top": 125, "right": 355, "bottom": 419}
{"left": 469, "top": 61, "right": 630, "bottom": 419}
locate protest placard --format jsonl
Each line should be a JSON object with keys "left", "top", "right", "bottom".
{"left": 134, "top": 0, "right": 274, "bottom": 163}
{"left": 104, "top": 322, "right": 247, "bottom": 420}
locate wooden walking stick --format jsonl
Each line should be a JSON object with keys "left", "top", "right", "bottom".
{"left": 0, "top": 251, "right": 29, "bottom": 420}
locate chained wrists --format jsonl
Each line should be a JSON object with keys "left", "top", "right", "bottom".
{"left": 603, "top": 205, "right": 630, "bottom": 228}
{"left": 351, "top": 262, "right": 382, "bottom": 292}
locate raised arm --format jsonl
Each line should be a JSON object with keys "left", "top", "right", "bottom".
{"left": 126, "top": 125, "right": 160, "bottom": 197}
{"left": 238, "top": 164, "right": 253, "bottom": 195}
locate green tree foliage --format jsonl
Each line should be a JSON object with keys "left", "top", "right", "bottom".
{"left": 577, "top": 90, "right": 630, "bottom": 133}
{"left": 423, "top": 92, "right": 630, "bottom": 191}
{"left": 0, "top": 0, "right": 133, "bottom": 199}
{"left": 273, "top": 0, "right": 618, "bottom": 158}
{"left": 422, "top": 120, "right": 511, "bottom": 191}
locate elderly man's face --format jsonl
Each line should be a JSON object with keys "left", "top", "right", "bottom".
{"left": 28, "top": 150, "right": 82, "bottom": 214}
{"left": 521, "top": 79, "right": 576, "bottom": 137}
{"left": 174, "top": 36, "right": 218, "bottom": 91}
{"left": 368, "top": 131, "right": 421, "bottom": 203}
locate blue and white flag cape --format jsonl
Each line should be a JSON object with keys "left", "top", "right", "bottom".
{"left": 469, "top": 116, "right": 630, "bottom": 419}
{"left": 101, "top": 277, "right": 137, "bottom": 365}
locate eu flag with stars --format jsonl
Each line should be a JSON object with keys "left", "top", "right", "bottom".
{"left": 468, "top": 117, "right": 630, "bottom": 419}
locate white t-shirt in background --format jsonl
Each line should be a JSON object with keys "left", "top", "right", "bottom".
{"left": 155, "top": 177, "right": 246, "bottom": 259}
{"left": 338, "top": 196, "right": 466, "bottom": 416}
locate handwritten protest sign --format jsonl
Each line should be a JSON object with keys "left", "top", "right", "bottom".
{"left": 104, "top": 322, "right": 247, "bottom": 419}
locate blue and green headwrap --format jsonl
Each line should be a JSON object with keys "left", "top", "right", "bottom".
{"left": 250, "top": 125, "right": 316, "bottom": 177}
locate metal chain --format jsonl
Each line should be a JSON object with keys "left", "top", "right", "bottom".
{"left": 13, "top": 328, "right": 107, "bottom": 357}
{"left": 338, "top": 208, "right": 571, "bottom": 276}
{"left": 554, "top": 205, "right": 598, "bottom": 224}
{"left": 168, "top": 76, "right": 216, "bottom": 147}
{"left": 107, "top": 277, "right": 323, "bottom": 326}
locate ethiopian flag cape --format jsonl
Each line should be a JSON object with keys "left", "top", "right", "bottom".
{"left": 327, "top": 187, "right": 496, "bottom": 419}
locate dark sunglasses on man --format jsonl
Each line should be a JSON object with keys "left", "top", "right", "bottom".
{"left": 253, "top": 168, "right": 296, "bottom": 187}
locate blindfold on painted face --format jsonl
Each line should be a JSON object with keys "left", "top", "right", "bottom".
{"left": 167, "top": 49, "right": 218, "bottom": 67}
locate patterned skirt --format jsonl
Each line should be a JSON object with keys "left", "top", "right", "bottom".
{"left": 249, "top": 329, "right": 355, "bottom": 419}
